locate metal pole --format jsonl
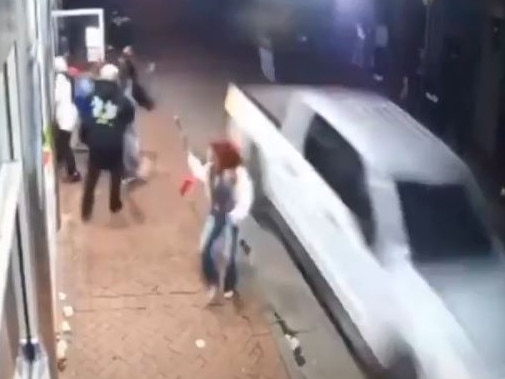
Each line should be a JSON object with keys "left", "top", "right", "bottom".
{"left": 423, "top": 0, "right": 433, "bottom": 69}
{"left": 419, "top": 0, "right": 434, "bottom": 117}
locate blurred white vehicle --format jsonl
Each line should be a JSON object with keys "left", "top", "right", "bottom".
{"left": 225, "top": 84, "right": 502, "bottom": 379}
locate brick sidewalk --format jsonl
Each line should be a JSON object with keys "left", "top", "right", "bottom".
{"left": 56, "top": 104, "right": 289, "bottom": 379}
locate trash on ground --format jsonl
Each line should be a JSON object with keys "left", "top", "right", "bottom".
{"left": 195, "top": 339, "right": 206, "bottom": 349}
{"left": 61, "top": 320, "right": 71, "bottom": 334}
{"left": 285, "top": 334, "right": 300, "bottom": 351}
{"left": 56, "top": 339, "right": 68, "bottom": 372}
{"left": 57, "top": 339, "right": 68, "bottom": 359}
{"left": 63, "top": 306, "right": 74, "bottom": 317}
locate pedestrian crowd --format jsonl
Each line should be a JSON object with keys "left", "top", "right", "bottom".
{"left": 53, "top": 46, "right": 254, "bottom": 305}
{"left": 53, "top": 47, "right": 153, "bottom": 220}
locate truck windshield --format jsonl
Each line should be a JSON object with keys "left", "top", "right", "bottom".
{"left": 396, "top": 182, "right": 492, "bottom": 261}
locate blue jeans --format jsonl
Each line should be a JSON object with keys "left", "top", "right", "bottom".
{"left": 200, "top": 214, "right": 239, "bottom": 292}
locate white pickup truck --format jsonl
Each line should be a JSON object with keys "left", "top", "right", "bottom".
{"left": 225, "top": 84, "right": 504, "bottom": 379}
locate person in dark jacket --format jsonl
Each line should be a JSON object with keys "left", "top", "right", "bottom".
{"left": 73, "top": 73, "right": 94, "bottom": 144}
{"left": 107, "top": 9, "right": 134, "bottom": 53}
{"left": 119, "top": 47, "right": 154, "bottom": 110}
{"left": 117, "top": 48, "right": 155, "bottom": 182}
{"left": 81, "top": 63, "right": 135, "bottom": 221}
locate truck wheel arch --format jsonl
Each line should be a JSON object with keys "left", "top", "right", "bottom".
{"left": 379, "top": 341, "right": 419, "bottom": 379}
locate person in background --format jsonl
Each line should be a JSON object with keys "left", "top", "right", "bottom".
{"left": 187, "top": 140, "right": 254, "bottom": 303}
{"left": 81, "top": 63, "right": 135, "bottom": 221}
{"left": 54, "top": 56, "right": 81, "bottom": 182}
{"left": 117, "top": 58, "right": 140, "bottom": 183}
{"left": 73, "top": 72, "right": 95, "bottom": 145}
{"left": 120, "top": 46, "right": 154, "bottom": 110}
{"left": 117, "top": 49, "right": 154, "bottom": 182}
{"left": 107, "top": 8, "right": 134, "bottom": 54}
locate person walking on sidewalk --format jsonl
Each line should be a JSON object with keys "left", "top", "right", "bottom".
{"left": 187, "top": 140, "right": 254, "bottom": 303}
{"left": 81, "top": 63, "right": 135, "bottom": 221}
{"left": 120, "top": 46, "right": 155, "bottom": 110}
{"left": 54, "top": 56, "right": 81, "bottom": 183}
{"left": 107, "top": 8, "right": 134, "bottom": 54}
{"left": 117, "top": 49, "right": 154, "bottom": 183}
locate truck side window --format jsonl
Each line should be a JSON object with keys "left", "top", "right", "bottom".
{"left": 304, "top": 115, "right": 375, "bottom": 245}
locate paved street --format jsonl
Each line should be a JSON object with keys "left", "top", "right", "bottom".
{"left": 56, "top": 41, "right": 363, "bottom": 379}
{"left": 57, "top": 43, "right": 287, "bottom": 379}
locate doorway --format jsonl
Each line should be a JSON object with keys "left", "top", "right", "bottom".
{"left": 52, "top": 8, "right": 105, "bottom": 66}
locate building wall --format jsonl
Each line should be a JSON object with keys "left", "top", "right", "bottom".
{"left": 473, "top": 0, "right": 505, "bottom": 159}
{"left": 0, "top": 0, "right": 57, "bottom": 376}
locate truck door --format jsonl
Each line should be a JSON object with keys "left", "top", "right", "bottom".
{"left": 303, "top": 114, "right": 375, "bottom": 246}
{"left": 266, "top": 146, "right": 308, "bottom": 220}
{"left": 298, "top": 115, "right": 386, "bottom": 349}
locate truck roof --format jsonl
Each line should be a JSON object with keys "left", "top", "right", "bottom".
{"left": 305, "top": 90, "right": 468, "bottom": 183}
{"left": 242, "top": 84, "right": 468, "bottom": 184}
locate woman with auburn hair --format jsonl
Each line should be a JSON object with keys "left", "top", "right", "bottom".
{"left": 187, "top": 139, "right": 254, "bottom": 303}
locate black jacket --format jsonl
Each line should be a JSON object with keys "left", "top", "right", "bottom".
{"left": 119, "top": 56, "right": 154, "bottom": 110}
{"left": 107, "top": 17, "right": 134, "bottom": 51}
{"left": 85, "top": 80, "right": 134, "bottom": 170}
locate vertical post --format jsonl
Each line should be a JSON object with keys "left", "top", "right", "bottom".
{"left": 418, "top": 0, "right": 435, "bottom": 127}
{"left": 98, "top": 9, "right": 105, "bottom": 61}
{"left": 423, "top": 0, "right": 433, "bottom": 63}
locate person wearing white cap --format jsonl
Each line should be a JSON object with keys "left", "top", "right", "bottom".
{"left": 54, "top": 56, "right": 81, "bottom": 182}
{"left": 81, "top": 63, "right": 135, "bottom": 221}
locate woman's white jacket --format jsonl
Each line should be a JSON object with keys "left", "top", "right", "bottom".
{"left": 187, "top": 152, "right": 254, "bottom": 225}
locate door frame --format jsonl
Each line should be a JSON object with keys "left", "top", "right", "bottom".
{"left": 52, "top": 8, "right": 106, "bottom": 62}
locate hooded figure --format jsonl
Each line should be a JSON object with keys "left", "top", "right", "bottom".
{"left": 54, "top": 56, "right": 81, "bottom": 182}
{"left": 107, "top": 9, "right": 134, "bottom": 52}
{"left": 187, "top": 140, "right": 254, "bottom": 303}
{"left": 81, "top": 63, "right": 135, "bottom": 221}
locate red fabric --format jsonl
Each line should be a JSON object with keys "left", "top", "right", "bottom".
{"left": 179, "top": 174, "right": 196, "bottom": 196}
{"left": 209, "top": 140, "right": 242, "bottom": 171}
{"left": 68, "top": 66, "right": 80, "bottom": 77}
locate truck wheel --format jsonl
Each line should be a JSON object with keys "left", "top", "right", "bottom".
{"left": 380, "top": 344, "right": 419, "bottom": 379}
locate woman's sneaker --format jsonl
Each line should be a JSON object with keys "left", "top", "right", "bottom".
{"left": 224, "top": 291, "right": 234, "bottom": 300}
{"left": 122, "top": 177, "right": 136, "bottom": 186}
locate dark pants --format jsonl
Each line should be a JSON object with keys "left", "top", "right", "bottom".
{"left": 81, "top": 159, "right": 122, "bottom": 220}
{"left": 56, "top": 129, "right": 78, "bottom": 176}
{"left": 79, "top": 122, "right": 90, "bottom": 145}
{"left": 201, "top": 216, "right": 239, "bottom": 292}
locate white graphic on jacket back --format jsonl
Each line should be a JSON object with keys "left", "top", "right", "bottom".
{"left": 92, "top": 96, "right": 118, "bottom": 126}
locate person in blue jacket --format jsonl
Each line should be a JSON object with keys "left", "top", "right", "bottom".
{"left": 73, "top": 73, "right": 95, "bottom": 145}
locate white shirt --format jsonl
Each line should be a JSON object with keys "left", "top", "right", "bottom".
{"left": 54, "top": 73, "right": 72, "bottom": 106}
{"left": 187, "top": 152, "right": 254, "bottom": 224}
{"left": 54, "top": 73, "right": 79, "bottom": 132}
